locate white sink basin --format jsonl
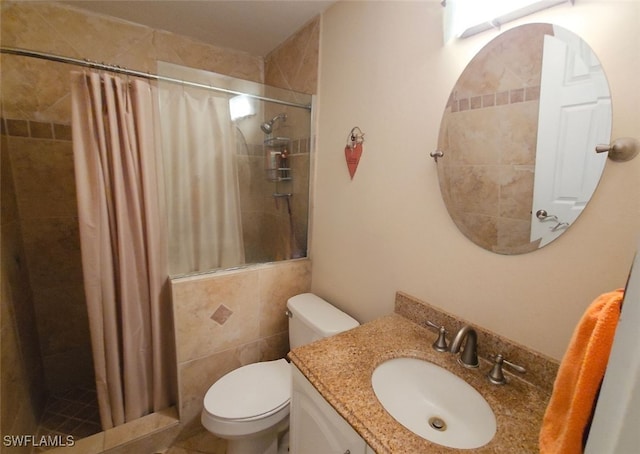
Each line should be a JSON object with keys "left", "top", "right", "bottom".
{"left": 371, "top": 357, "right": 496, "bottom": 449}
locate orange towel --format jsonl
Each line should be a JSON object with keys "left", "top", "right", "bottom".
{"left": 539, "top": 289, "right": 623, "bottom": 454}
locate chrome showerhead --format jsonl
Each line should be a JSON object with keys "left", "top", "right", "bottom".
{"left": 260, "top": 113, "right": 287, "bottom": 134}
{"left": 260, "top": 122, "right": 273, "bottom": 134}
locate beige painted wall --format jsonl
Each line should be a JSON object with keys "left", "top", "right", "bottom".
{"left": 312, "top": 1, "right": 640, "bottom": 361}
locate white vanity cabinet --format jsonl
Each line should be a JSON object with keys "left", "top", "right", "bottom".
{"left": 291, "top": 365, "right": 374, "bottom": 454}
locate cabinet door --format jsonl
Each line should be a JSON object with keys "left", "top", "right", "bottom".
{"left": 291, "top": 366, "right": 367, "bottom": 454}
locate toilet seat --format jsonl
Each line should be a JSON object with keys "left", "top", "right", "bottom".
{"left": 203, "top": 359, "right": 291, "bottom": 421}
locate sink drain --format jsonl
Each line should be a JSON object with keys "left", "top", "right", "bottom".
{"left": 428, "top": 416, "right": 447, "bottom": 431}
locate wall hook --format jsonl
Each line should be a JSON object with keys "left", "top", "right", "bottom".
{"left": 347, "top": 127, "right": 365, "bottom": 149}
{"left": 345, "top": 127, "right": 365, "bottom": 179}
{"left": 595, "top": 137, "right": 639, "bottom": 162}
{"left": 430, "top": 150, "right": 444, "bottom": 163}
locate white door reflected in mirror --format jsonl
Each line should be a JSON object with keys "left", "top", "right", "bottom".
{"left": 436, "top": 23, "right": 611, "bottom": 254}
{"left": 531, "top": 27, "right": 610, "bottom": 247}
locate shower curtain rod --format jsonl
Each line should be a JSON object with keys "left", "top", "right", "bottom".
{"left": 1, "top": 46, "right": 312, "bottom": 110}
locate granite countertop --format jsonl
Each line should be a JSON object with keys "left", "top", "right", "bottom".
{"left": 288, "top": 313, "right": 552, "bottom": 453}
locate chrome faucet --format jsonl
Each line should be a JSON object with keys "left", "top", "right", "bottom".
{"left": 449, "top": 325, "right": 479, "bottom": 368}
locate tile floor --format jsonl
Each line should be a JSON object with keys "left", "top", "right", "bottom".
{"left": 165, "top": 429, "right": 227, "bottom": 454}
{"left": 33, "top": 387, "right": 102, "bottom": 453}
{"left": 165, "top": 429, "right": 289, "bottom": 454}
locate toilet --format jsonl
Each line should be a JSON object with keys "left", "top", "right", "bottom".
{"left": 201, "top": 293, "right": 359, "bottom": 454}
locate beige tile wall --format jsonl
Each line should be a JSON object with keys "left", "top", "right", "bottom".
{"left": 265, "top": 16, "right": 320, "bottom": 95}
{"left": 238, "top": 16, "right": 318, "bottom": 265}
{"left": 171, "top": 259, "right": 311, "bottom": 437}
{"left": 1, "top": 124, "right": 95, "bottom": 393}
{"left": 1, "top": 1, "right": 263, "bottom": 123}
{"left": 236, "top": 136, "right": 311, "bottom": 264}
{"left": 1, "top": 2, "right": 319, "bottom": 451}
{"left": 1, "top": 135, "right": 47, "bottom": 452}
{"left": 0, "top": 0, "right": 264, "bottom": 398}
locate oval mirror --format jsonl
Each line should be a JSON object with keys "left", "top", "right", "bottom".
{"left": 436, "top": 23, "right": 611, "bottom": 254}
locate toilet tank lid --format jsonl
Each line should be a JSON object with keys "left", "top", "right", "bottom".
{"left": 287, "top": 293, "right": 359, "bottom": 336}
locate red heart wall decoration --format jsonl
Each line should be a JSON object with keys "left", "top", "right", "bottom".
{"left": 345, "top": 142, "right": 363, "bottom": 179}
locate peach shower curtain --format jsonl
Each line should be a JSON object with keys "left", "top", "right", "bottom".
{"left": 71, "top": 72, "right": 176, "bottom": 429}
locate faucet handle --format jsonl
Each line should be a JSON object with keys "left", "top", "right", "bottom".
{"left": 487, "top": 354, "right": 526, "bottom": 385}
{"left": 426, "top": 321, "right": 449, "bottom": 352}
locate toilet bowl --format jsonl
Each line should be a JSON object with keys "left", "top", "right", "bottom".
{"left": 201, "top": 293, "right": 360, "bottom": 454}
{"left": 201, "top": 359, "right": 291, "bottom": 454}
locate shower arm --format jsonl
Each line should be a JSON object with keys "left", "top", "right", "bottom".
{"left": 269, "top": 113, "right": 287, "bottom": 124}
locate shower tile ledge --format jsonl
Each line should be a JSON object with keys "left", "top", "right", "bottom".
{"left": 42, "top": 407, "right": 179, "bottom": 454}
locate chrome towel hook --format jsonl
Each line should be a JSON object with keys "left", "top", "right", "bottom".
{"left": 595, "top": 137, "right": 639, "bottom": 162}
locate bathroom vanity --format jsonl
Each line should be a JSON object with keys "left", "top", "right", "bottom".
{"left": 288, "top": 292, "right": 558, "bottom": 453}
{"left": 291, "top": 366, "right": 373, "bottom": 453}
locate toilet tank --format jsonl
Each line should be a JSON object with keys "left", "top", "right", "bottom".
{"left": 287, "top": 293, "right": 360, "bottom": 349}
